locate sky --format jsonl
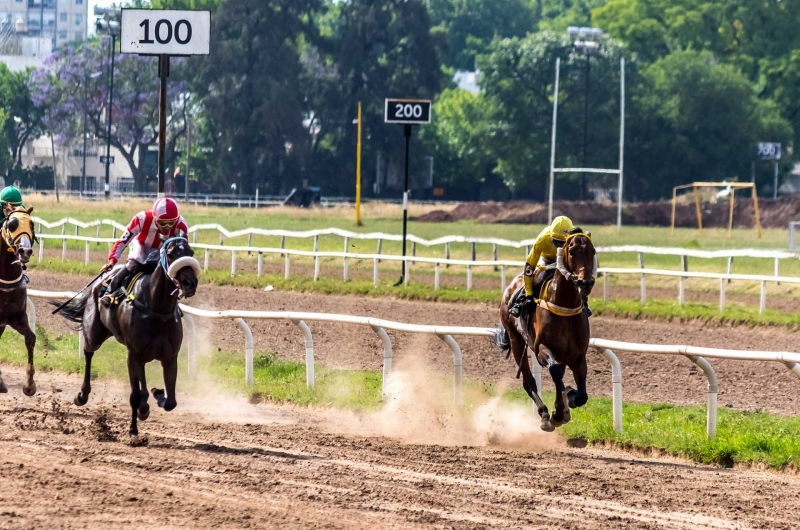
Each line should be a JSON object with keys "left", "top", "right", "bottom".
{"left": 88, "top": 0, "right": 116, "bottom": 37}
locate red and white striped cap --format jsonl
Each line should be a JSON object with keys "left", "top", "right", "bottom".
{"left": 152, "top": 198, "right": 179, "bottom": 220}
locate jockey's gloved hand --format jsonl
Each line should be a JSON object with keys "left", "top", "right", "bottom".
{"left": 101, "top": 261, "right": 115, "bottom": 273}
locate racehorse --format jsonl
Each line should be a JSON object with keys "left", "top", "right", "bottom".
{"left": 494, "top": 232, "right": 596, "bottom": 432}
{"left": 54, "top": 237, "right": 200, "bottom": 445}
{"left": 0, "top": 206, "right": 37, "bottom": 396}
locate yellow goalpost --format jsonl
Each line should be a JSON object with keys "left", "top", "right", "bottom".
{"left": 671, "top": 182, "right": 762, "bottom": 238}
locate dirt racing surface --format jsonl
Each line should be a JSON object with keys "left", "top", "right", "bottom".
{"left": 27, "top": 270, "right": 800, "bottom": 416}
{"left": 0, "top": 366, "right": 797, "bottom": 530}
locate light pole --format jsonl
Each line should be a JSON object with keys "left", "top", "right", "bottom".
{"left": 567, "top": 26, "right": 605, "bottom": 201}
{"left": 95, "top": 7, "right": 120, "bottom": 199}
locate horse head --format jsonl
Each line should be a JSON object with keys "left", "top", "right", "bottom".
{"left": 563, "top": 231, "right": 596, "bottom": 297}
{"left": 3, "top": 206, "right": 35, "bottom": 266}
{"left": 160, "top": 237, "right": 200, "bottom": 298}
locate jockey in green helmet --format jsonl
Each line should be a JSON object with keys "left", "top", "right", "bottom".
{"left": 0, "top": 186, "right": 24, "bottom": 223}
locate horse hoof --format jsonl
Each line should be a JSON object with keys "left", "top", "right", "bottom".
{"left": 129, "top": 434, "right": 149, "bottom": 447}
{"left": 138, "top": 404, "right": 150, "bottom": 421}
{"left": 0, "top": 382, "right": 7, "bottom": 394}
{"left": 22, "top": 383, "right": 36, "bottom": 397}
{"left": 540, "top": 419, "right": 555, "bottom": 432}
{"left": 74, "top": 392, "right": 88, "bottom": 406}
{"left": 163, "top": 400, "right": 177, "bottom": 412}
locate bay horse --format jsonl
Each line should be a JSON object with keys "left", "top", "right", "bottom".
{"left": 0, "top": 206, "right": 37, "bottom": 396}
{"left": 54, "top": 237, "right": 200, "bottom": 445}
{"left": 495, "top": 232, "right": 596, "bottom": 432}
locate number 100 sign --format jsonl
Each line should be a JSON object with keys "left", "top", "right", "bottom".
{"left": 385, "top": 99, "right": 432, "bottom": 124}
{"left": 121, "top": 9, "right": 210, "bottom": 56}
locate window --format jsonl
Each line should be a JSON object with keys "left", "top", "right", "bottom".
{"left": 59, "top": 12, "right": 66, "bottom": 22}
{"left": 75, "top": 0, "right": 82, "bottom": 4}
{"left": 74, "top": 31, "right": 81, "bottom": 40}
{"left": 58, "top": 30, "right": 67, "bottom": 40}
{"left": 74, "top": 13, "right": 81, "bottom": 27}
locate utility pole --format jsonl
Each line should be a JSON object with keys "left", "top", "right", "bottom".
{"left": 185, "top": 113, "right": 191, "bottom": 201}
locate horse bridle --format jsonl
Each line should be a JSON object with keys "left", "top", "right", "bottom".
{"left": 0, "top": 212, "right": 36, "bottom": 285}
{"left": 555, "top": 233, "right": 597, "bottom": 290}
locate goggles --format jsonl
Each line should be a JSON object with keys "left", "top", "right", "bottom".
{"left": 155, "top": 218, "right": 177, "bottom": 229}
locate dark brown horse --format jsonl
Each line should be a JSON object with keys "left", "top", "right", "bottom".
{"left": 54, "top": 237, "right": 200, "bottom": 445}
{"left": 0, "top": 207, "right": 37, "bottom": 396}
{"left": 495, "top": 233, "right": 596, "bottom": 432}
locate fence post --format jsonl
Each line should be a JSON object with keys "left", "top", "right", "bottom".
{"left": 640, "top": 274, "right": 646, "bottom": 304}
{"left": 84, "top": 241, "right": 89, "bottom": 266}
{"left": 445, "top": 242, "right": 450, "bottom": 268}
{"left": 412, "top": 241, "right": 416, "bottom": 264}
{"left": 293, "top": 319, "right": 314, "bottom": 389}
{"left": 603, "top": 271, "right": 609, "bottom": 304}
{"left": 726, "top": 256, "right": 734, "bottom": 283}
{"left": 438, "top": 334, "right": 463, "bottom": 406}
{"left": 687, "top": 355, "right": 718, "bottom": 439}
{"left": 471, "top": 242, "right": 476, "bottom": 262}
{"left": 501, "top": 265, "right": 506, "bottom": 293}
{"left": 257, "top": 252, "right": 263, "bottom": 277}
{"left": 247, "top": 233, "right": 252, "bottom": 255}
{"left": 192, "top": 231, "right": 197, "bottom": 244}
{"left": 96, "top": 225, "right": 100, "bottom": 239}
{"left": 235, "top": 318, "right": 254, "bottom": 388}
{"left": 775, "top": 258, "right": 780, "bottom": 286}
{"left": 61, "top": 237, "right": 66, "bottom": 262}
{"left": 203, "top": 248, "right": 209, "bottom": 273}
{"left": 719, "top": 278, "right": 725, "bottom": 312}
{"left": 466, "top": 265, "right": 472, "bottom": 291}
{"left": 38, "top": 238, "right": 44, "bottom": 263}
{"left": 373, "top": 258, "right": 379, "bottom": 287}
{"left": 434, "top": 263, "right": 440, "bottom": 290}
{"left": 285, "top": 254, "right": 290, "bottom": 280}
{"left": 313, "top": 235, "right": 319, "bottom": 253}
{"left": 493, "top": 244, "right": 498, "bottom": 272}
{"left": 759, "top": 280, "right": 766, "bottom": 315}
{"left": 404, "top": 258, "right": 410, "bottom": 286}
{"left": 376, "top": 238, "right": 382, "bottom": 264}
{"left": 679, "top": 276, "right": 685, "bottom": 305}
{"left": 219, "top": 232, "right": 224, "bottom": 246}
{"left": 371, "top": 325, "right": 393, "bottom": 399}
{"left": 281, "top": 236, "right": 286, "bottom": 255}
{"left": 599, "top": 348, "right": 623, "bottom": 433}
{"left": 314, "top": 256, "right": 320, "bottom": 281}
{"left": 230, "top": 251, "right": 236, "bottom": 277}
{"left": 681, "top": 254, "right": 688, "bottom": 272}
{"left": 343, "top": 257, "right": 348, "bottom": 281}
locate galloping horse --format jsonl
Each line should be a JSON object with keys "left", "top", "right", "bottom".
{"left": 55, "top": 237, "right": 200, "bottom": 444}
{"left": 495, "top": 232, "right": 596, "bottom": 432}
{"left": 0, "top": 206, "right": 37, "bottom": 395}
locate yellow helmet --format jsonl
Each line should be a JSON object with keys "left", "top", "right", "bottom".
{"left": 549, "top": 216, "right": 574, "bottom": 241}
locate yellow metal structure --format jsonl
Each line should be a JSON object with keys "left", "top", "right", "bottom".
{"left": 671, "top": 182, "right": 762, "bottom": 238}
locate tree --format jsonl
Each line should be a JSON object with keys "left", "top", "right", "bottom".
{"left": 626, "top": 50, "right": 792, "bottom": 199}
{"left": 0, "top": 66, "right": 44, "bottom": 172}
{"left": 478, "top": 31, "right": 630, "bottom": 198}
{"left": 418, "top": 88, "right": 499, "bottom": 199}
{"left": 29, "top": 40, "right": 190, "bottom": 192}
{"left": 306, "top": 0, "right": 445, "bottom": 196}
{"left": 427, "top": 0, "right": 538, "bottom": 71}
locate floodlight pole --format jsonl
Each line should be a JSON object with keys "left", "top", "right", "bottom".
{"left": 617, "top": 57, "right": 625, "bottom": 231}
{"left": 548, "top": 58, "right": 560, "bottom": 223}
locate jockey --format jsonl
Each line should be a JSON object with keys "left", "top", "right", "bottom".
{"left": 99, "top": 198, "right": 189, "bottom": 307}
{"left": 509, "top": 215, "right": 592, "bottom": 318}
{"left": 0, "top": 186, "right": 24, "bottom": 223}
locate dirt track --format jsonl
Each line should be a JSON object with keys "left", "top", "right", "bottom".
{"left": 0, "top": 366, "right": 798, "bottom": 530}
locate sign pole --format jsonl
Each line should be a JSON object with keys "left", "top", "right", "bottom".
{"left": 185, "top": 112, "right": 191, "bottom": 201}
{"left": 355, "top": 101, "right": 362, "bottom": 226}
{"left": 157, "top": 54, "right": 169, "bottom": 198}
{"left": 395, "top": 124, "right": 412, "bottom": 286}
{"left": 548, "top": 57, "right": 560, "bottom": 223}
{"left": 774, "top": 160, "right": 779, "bottom": 199}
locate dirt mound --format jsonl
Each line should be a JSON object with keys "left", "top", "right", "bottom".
{"left": 415, "top": 196, "right": 800, "bottom": 228}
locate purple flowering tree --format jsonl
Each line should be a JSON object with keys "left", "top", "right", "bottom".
{"left": 29, "top": 40, "right": 190, "bottom": 191}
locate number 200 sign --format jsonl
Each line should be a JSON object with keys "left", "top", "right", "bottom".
{"left": 121, "top": 9, "right": 210, "bottom": 56}
{"left": 385, "top": 99, "right": 432, "bottom": 124}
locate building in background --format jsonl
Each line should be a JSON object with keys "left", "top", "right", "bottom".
{"left": 0, "top": 0, "right": 88, "bottom": 59}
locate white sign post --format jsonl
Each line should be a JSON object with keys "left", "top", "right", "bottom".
{"left": 121, "top": 9, "right": 210, "bottom": 196}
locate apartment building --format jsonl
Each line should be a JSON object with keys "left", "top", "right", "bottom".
{"left": 0, "top": 0, "right": 88, "bottom": 53}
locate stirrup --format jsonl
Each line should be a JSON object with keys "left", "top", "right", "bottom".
{"left": 584, "top": 305, "right": 593, "bottom": 317}
{"left": 509, "top": 303, "right": 522, "bottom": 317}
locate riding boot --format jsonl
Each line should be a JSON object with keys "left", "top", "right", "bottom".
{"left": 509, "top": 289, "right": 527, "bottom": 317}
{"left": 100, "top": 261, "right": 138, "bottom": 307}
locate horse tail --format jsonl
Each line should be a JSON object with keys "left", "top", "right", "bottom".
{"left": 50, "top": 291, "right": 90, "bottom": 326}
{"left": 492, "top": 322, "right": 511, "bottom": 353}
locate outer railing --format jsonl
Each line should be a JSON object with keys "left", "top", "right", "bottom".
{"left": 34, "top": 232, "right": 800, "bottom": 314}
{"left": 23, "top": 290, "right": 800, "bottom": 440}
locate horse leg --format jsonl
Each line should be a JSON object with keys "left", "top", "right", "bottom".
{"left": 509, "top": 328, "right": 551, "bottom": 430}
{"left": 74, "top": 349, "right": 94, "bottom": 406}
{"left": 10, "top": 320, "right": 36, "bottom": 397}
{"left": 539, "top": 344, "right": 568, "bottom": 428}
{"left": 127, "top": 355, "right": 146, "bottom": 445}
{"left": 567, "top": 353, "right": 589, "bottom": 409}
{"left": 0, "top": 326, "right": 6, "bottom": 393}
{"left": 137, "top": 371, "right": 150, "bottom": 421}
{"left": 153, "top": 357, "right": 178, "bottom": 412}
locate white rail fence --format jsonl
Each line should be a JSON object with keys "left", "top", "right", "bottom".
{"left": 34, "top": 231, "right": 800, "bottom": 314}
{"left": 22, "top": 290, "right": 800, "bottom": 440}
{"left": 31, "top": 217, "right": 800, "bottom": 275}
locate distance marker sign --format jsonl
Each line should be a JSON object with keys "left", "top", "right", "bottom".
{"left": 121, "top": 9, "right": 210, "bottom": 56}
{"left": 385, "top": 99, "right": 432, "bottom": 124}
